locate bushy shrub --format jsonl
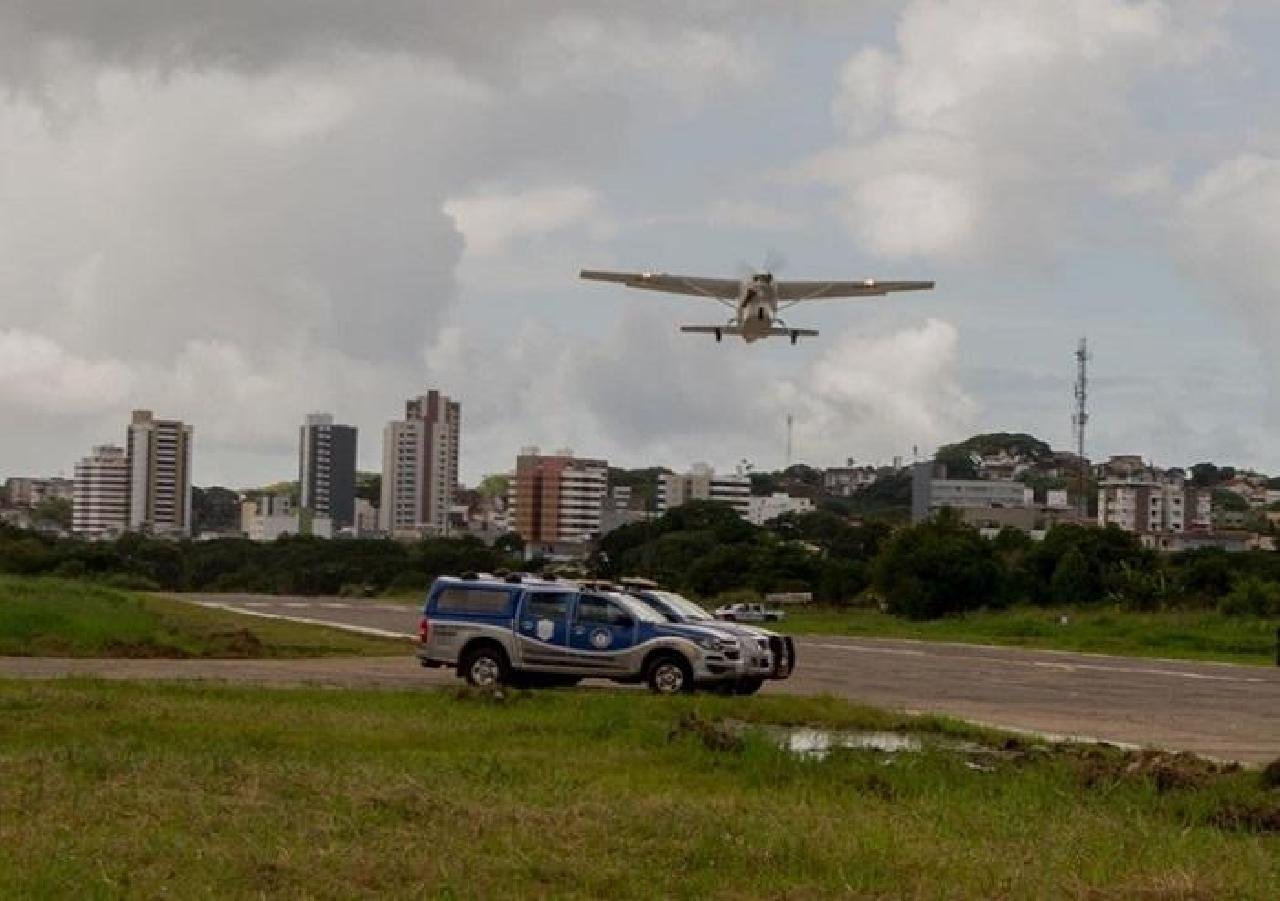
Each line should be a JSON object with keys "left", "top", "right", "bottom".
{"left": 1218, "top": 577, "right": 1280, "bottom": 616}
{"left": 871, "top": 515, "right": 1002, "bottom": 620}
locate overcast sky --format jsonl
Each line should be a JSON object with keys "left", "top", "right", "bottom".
{"left": 3, "top": 1, "right": 1280, "bottom": 487}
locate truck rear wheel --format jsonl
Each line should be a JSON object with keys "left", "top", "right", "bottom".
{"left": 646, "top": 654, "right": 694, "bottom": 695}
{"left": 460, "top": 644, "right": 509, "bottom": 688}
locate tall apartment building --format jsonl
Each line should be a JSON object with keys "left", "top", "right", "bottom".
{"left": 126, "top": 410, "right": 193, "bottom": 537}
{"left": 72, "top": 445, "right": 131, "bottom": 538}
{"left": 1097, "top": 476, "right": 1211, "bottom": 535}
{"left": 510, "top": 448, "right": 608, "bottom": 554}
{"left": 656, "top": 464, "right": 750, "bottom": 518}
{"left": 299, "top": 413, "right": 357, "bottom": 530}
{"left": 380, "top": 390, "right": 460, "bottom": 538}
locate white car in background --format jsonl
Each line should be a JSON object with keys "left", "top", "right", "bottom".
{"left": 712, "top": 601, "right": 785, "bottom": 623}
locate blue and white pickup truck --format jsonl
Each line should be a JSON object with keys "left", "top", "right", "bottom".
{"left": 417, "top": 575, "right": 749, "bottom": 694}
{"left": 625, "top": 587, "right": 796, "bottom": 696}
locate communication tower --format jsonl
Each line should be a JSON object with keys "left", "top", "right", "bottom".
{"left": 1072, "top": 338, "right": 1090, "bottom": 520}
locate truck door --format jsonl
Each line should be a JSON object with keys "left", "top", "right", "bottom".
{"left": 568, "top": 593, "right": 637, "bottom": 673}
{"left": 515, "top": 591, "right": 574, "bottom": 669}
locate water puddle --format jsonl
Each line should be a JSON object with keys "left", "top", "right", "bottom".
{"left": 732, "top": 721, "right": 983, "bottom": 761}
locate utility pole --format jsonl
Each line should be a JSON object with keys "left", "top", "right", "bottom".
{"left": 785, "top": 413, "right": 794, "bottom": 469}
{"left": 1072, "top": 338, "right": 1090, "bottom": 521}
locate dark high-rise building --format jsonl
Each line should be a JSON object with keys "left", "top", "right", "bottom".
{"left": 299, "top": 413, "right": 358, "bottom": 530}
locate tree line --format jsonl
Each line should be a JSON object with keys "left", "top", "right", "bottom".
{"left": 3, "top": 502, "right": 1279, "bottom": 618}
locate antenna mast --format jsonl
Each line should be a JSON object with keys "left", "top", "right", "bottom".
{"left": 785, "top": 413, "right": 794, "bottom": 469}
{"left": 1072, "top": 338, "right": 1090, "bottom": 520}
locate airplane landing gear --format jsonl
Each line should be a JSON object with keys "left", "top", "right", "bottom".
{"left": 714, "top": 328, "right": 722, "bottom": 342}
{"left": 790, "top": 330, "right": 799, "bottom": 345}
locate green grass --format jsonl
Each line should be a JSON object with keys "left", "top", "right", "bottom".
{"left": 0, "top": 576, "right": 407, "bottom": 658}
{"left": 0, "top": 681, "right": 1275, "bottom": 898}
{"left": 783, "top": 606, "right": 1278, "bottom": 666}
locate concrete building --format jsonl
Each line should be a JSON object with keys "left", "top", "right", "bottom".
{"left": 599, "top": 486, "right": 653, "bottom": 535}
{"left": 353, "top": 498, "right": 380, "bottom": 536}
{"left": 241, "top": 494, "right": 297, "bottom": 542}
{"left": 822, "top": 463, "right": 879, "bottom": 498}
{"left": 72, "top": 445, "right": 130, "bottom": 539}
{"left": 380, "top": 390, "right": 460, "bottom": 538}
{"left": 299, "top": 413, "right": 357, "bottom": 530}
{"left": 4, "top": 477, "right": 74, "bottom": 509}
{"left": 911, "top": 462, "right": 1031, "bottom": 523}
{"left": 1141, "top": 531, "right": 1257, "bottom": 553}
{"left": 747, "top": 492, "right": 814, "bottom": 525}
{"left": 510, "top": 448, "right": 608, "bottom": 556}
{"left": 126, "top": 410, "right": 193, "bottom": 537}
{"left": 1097, "top": 474, "right": 1211, "bottom": 535}
{"left": 656, "top": 464, "right": 750, "bottom": 518}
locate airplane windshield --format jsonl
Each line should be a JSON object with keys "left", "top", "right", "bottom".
{"left": 646, "top": 591, "right": 713, "bottom": 621}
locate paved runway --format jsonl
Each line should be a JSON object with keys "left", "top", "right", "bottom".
{"left": 3, "top": 592, "right": 1276, "bottom": 764}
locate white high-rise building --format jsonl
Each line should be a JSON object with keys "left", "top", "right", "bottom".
{"left": 126, "top": 410, "right": 193, "bottom": 537}
{"left": 380, "top": 390, "right": 460, "bottom": 538}
{"left": 72, "top": 445, "right": 130, "bottom": 539}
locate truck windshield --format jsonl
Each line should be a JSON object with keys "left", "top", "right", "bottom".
{"left": 646, "top": 591, "right": 713, "bottom": 621}
{"left": 611, "top": 593, "right": 666, "bottom": 624}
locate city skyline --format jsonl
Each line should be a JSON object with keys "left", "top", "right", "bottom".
{"left": 4, "top": 4, "right": 1280, "bottom": 486}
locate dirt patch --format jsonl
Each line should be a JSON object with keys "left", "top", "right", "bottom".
{"left": 669, "top": 712, "right": 744, "bottom": 753}
{"left": 100, "top": 640, "right": 191, "bottom": 659}
{"left": 206, "top": 628, "right": 266, "bottom": 657}
{"left": 1074, "top": 747, "right": 1240, "bottom": 793}
{"left": 1205, "top": 799, "right": 1280, "bottom": 834}
{"left": 451, "top": 685, "right": 532, "bottom": 705}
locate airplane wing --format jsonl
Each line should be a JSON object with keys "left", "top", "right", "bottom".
{"left": 580, "top": 269, "right": 740, "bottom": 300}
{"left": 775, "top": 279, "right": 934, "bottom": 301}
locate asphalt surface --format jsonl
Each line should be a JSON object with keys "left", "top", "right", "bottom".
{"left": 2, "top": 592, "right": 1277, "bottom": 764}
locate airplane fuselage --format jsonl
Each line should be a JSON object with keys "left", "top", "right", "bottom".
{"left": 736, "top": 275, "right": 779, "bottom": 342}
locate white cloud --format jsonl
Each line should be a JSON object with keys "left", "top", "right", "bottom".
{"left": 0, "top": 330, "right": 134, "bottom": 413}
{"left": 445, "top": 185, "right": 603, "bottom": 257}
{"left": 425, "top": 307, "right": 973, "bottom": 478}
{"left": 1176, "top": 154, "right": 1280, "bottom": 390}
{"left": 804, "top": 0, "right": 1225, "bottom": 260}
{"left": 793, "top": 318, "right": 977, "bottom": 459}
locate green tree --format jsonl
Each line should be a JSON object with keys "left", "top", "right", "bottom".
{"left": 871, "top": 513, "right": 1002, "bottom": 620}
{"left": 1219, "top": 577, "right": 1280, "bottom": 616}
{"left": 477, "top": 474, "right": 510, "bottom": 499}
{"left": 1049, "top": 547, "right": 1092, "bottom": 605}
{"left": 32, "top": 496, "right": 72, "bottom": 529}
{"left": 355, "top": 472, "right": 381, "bottom": 505}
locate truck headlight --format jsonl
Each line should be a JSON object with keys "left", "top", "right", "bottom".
{"left": 696, "top": 637, "right": 737, "bottom": 652}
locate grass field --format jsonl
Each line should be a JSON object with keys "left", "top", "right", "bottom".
{"left": 0, "top": 576, "right": 406, "bottom": 658}
{"left": 782, "top": 606, "right": 1278, "bottom": 666}
{"left": 0, "top": 681, "right": 1275, "bottom": 898}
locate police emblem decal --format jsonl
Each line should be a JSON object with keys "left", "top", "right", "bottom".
{"left": 589, "top": 628, "right": 612, "bottom": 649}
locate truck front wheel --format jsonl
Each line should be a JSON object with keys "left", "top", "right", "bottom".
{"left": 460, "top": 644, "right": 510, "bottom": 688}
{"left": 646, "top": 654, "right": 694, "bottom": 695}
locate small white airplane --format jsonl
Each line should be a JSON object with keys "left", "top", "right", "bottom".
{"left": 579, "top": 268, "right": 934, "bottom": 343}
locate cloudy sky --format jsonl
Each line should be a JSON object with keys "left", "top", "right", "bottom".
{"left": 3, "top": 0, "right": 1280, "bottom": 487}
